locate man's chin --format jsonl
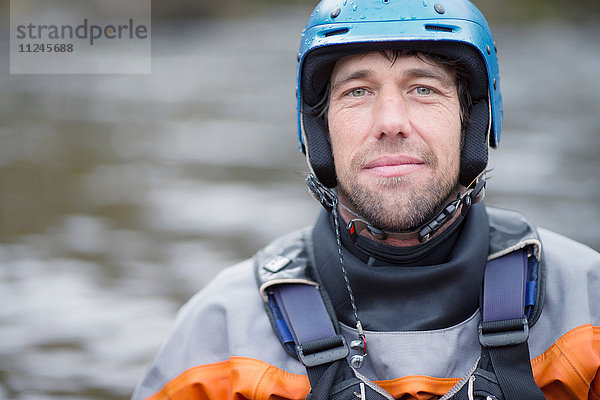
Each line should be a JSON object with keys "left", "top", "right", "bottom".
{"left": 344, "top": 197, "right": 429, "bottom": 232}
{"left": 362, "top": 213, "right": 427, "bottom": 233}
{"left": 343, "top": 185, "right": 460, "bottom": 234}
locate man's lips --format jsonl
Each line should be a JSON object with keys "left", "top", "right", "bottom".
{"left": 362, "top": 155, "right": 426, "bottom": 177}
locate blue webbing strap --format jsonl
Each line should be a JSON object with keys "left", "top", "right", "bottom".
{"left": 272, "top": 284, "right": 348, "bottom": 368}
{"left": 480, "top": 249, "right": 546, "bottom": 400}
{"left": 267, "top": 294, "right": 295, "bottom": 354}
{"left": 482, "top": 249, "right": 527, "bottom": 323}
{"left": 273, "top": 284, "right": 336, "bottom": 344}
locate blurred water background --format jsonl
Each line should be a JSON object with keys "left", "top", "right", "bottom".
{"left": 0, "top": 1, "right": 599, "bottom": 399}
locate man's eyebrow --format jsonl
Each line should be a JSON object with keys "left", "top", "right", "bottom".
{"left": 404, "top": 68, "right": 455, "bottom": 87}
{"left": 331, "top": 70, "right": 374, "bottom": 90}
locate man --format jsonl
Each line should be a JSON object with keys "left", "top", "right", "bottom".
{"left": 133, "top": 0, "right": 600, "bottom": 399}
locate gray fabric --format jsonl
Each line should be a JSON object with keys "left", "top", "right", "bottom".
{"left": 528, "top": 228, "right": 600, "bottom": 358}
{"left": 132, "top": 260, "right": 305, "bottom": 400}
{"left": 339, "top": 311, "right": 481, "bottom": 381}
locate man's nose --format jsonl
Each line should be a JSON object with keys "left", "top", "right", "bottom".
{"left": 372, "top": 89, "right": 412, "bottom": 140}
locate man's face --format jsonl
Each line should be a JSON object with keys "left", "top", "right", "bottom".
{"left": 327, "top": 51, "right": 463, "bottom": 232}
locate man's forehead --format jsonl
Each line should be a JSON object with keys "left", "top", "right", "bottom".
{"left": 330, "top": 51, "right": 456, "bottom": 86}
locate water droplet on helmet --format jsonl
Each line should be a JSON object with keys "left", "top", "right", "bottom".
{"left": 423, "top": 0, "right": 428, "bottom": 6}
{"left": 352, "top": 4, "right": 358, "bottom": 11}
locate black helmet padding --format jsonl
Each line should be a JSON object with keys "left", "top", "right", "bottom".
{"left": 460, "top": 100, "right": 489, "bottom": 186}
{"left": 303, "top": 111, "right": 338, "bottom": 188}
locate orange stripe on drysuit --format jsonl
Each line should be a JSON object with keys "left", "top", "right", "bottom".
{"left": 148, "top": 324, "right": 600, "bottom": 400}
{"left": 147, "top": 357, "right": 309, "bottom": 400}
{"left": 530, "top": 324, "right": 600, "bottom": 400}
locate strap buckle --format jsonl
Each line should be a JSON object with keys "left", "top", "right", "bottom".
{"left": 305, "top": 173, "right": 336, "bottom": 212}
{"left": 296, "top": 334, "right": 349, "bottom": 367}
{"left": 478, "top": 317, "right": 529, "bottom": 348}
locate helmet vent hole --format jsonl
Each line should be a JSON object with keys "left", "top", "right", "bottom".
{"left": 425, "top": 24, "right": 454, "bottom": 32}
{"left": 324, "top": 28, "right": 350, "bottom": 37}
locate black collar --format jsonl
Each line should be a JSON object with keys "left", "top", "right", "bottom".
{"left": 312, "top": 203, "right": 490, "bottom": 331}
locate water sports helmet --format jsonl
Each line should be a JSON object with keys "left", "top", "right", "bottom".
{"left": 297, "top": 0, "right": 502, "bottom": 189}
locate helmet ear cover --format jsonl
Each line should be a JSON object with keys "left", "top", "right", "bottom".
{"left": 300, "top": 41, "right": 490, "bottom": 188}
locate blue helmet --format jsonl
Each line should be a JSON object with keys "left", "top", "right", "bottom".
{"left": 297, "top": 0, "right": 502, "bottom": 188}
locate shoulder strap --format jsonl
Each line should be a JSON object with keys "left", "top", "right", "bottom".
{"left": 255, "top": 227, "right": 345, "bottom": 361}
{"left": 270, "top": 282, "right": 394, "bottom": 400}
{"left": 479, "top": 248, "right": 546, "bottom": 400}
{"left": 271, "top": 284, "right": 349, "bottom": 369}
{"left": 486, "top": 207, "right": 546, "bottom": 327}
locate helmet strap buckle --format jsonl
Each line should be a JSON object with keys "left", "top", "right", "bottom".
{"left": 306, "top": 173, "right": 336, "bottom": 212}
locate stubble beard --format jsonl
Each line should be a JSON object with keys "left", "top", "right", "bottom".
{"left": 336, "top": 143, "right": 460, "bottom": 233}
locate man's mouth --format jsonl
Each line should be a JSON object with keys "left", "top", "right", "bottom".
{"left": 362, "top": 155, "right": 425, "bottom": 178}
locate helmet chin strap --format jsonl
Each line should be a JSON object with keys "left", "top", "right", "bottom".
{"left": 306, "top": 173, "right": 487, "bottom": 245}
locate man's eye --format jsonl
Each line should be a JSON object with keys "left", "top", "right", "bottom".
{"left": 350, "top": 88, "right": 366, "bottom": 97}
{"left": 416, "top": 87, "right": 432, "bottom": 95}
